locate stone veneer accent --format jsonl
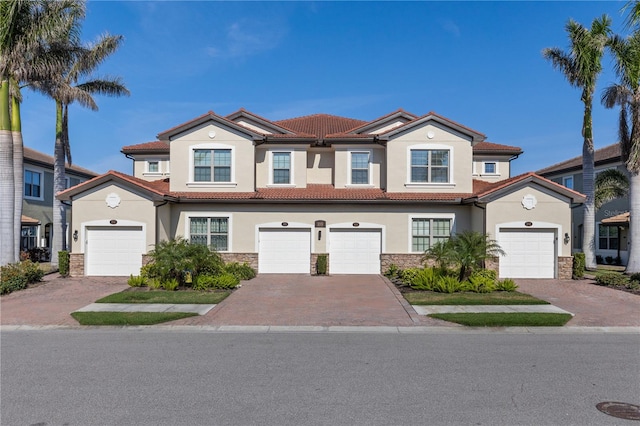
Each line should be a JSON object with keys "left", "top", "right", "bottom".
{"left": 558, "top": 256, "right": 573, "bottom": 280}
{"left": 69, "top": 253, "right": 84, "bottom": 277}
{"left": 485, "top": 257, "right": 499, "bottom": 275}
{"left": 380, "top": 254, "right": 424, "bottom": 273}
{"left": 219, "top": 253, "right": 259, "bottom": 271}
{"left": 142, "top": 254, "right": 152, "bottom": 267}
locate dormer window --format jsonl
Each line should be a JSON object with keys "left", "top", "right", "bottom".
{"left": 411, "top": 149, "right": 449, "bottom": 183}
{"left": 349, "top": 151, "right": 371, "bottom": 185}
{"left": 148, "top": 161, "right": 159, "bottom": 173}
{"left": 272, "top": 152, "right": 291, "bottom": 184}
{"left": 483, "top": 162, "right": 496, "bottom": 174}
{"left": 194, "top": 149, "right": 231, "bottom": 182}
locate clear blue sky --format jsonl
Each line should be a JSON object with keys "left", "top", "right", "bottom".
{"left": 19, "top": 1, "right": 633, "bottom": 176}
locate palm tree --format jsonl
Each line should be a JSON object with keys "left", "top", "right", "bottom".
{"left": 34, "top": 31, "right": 129, "bottom": 266}
{"left": 623, "top": 0, "right": 640, "bottom": 30}
{"left": 0, "top": 0, "right": 84, "bottom": 266}
{"left": 595, "top": 168, "right": 630, "bottom": 210}
{"left": 601, "top": 26, "right": 640, "bottom": 274}
{"left": 543, "top": 15, "right": 611, "bottom": 270}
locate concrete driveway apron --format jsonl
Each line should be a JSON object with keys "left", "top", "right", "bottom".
{"left": 169, "top": 274, "right": 444, "bottom": 327}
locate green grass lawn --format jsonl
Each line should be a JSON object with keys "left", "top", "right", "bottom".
{"left": 71, "top": 311, "right": 198, "bottom": 326}
{"left": 429, "top": 312, "right": 573, "bottom": 327}
{"left": 96, "top": 290, "right": 230, "bottom": 304}
{"left": 404, "top": 291, "right": 549, "bottom": 305}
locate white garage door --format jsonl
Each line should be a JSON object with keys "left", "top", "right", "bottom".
{"left": 329, "top": 229, "right": 381, "bottom": 274}
{"left": 86, "top": 226, "right": 145, "bottom": 276}
{"left": 259, "top": 229, "right": 310, "bottom": 273}
{"left": 498, "top": 229, "right": 556, "bottom": 279}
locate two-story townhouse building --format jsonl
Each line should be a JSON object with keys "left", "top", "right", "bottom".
{"left": 22, "top": 147, "right": 97, "bottom": 259}
{"left": 58, "top": 108, "right": 584, "bottom": 278}
{"left": 537, "top": 143, "right": 630, "bottom": 265}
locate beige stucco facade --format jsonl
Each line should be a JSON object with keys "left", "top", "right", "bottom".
{"left": 60, "top": 108, "right": 583, "bottom": 278}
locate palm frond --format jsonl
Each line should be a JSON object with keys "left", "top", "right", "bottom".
{"left": 595, "top": 168, "right": 630, "bottom": 209}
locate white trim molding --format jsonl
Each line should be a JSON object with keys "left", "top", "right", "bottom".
{"left": 255, "top": 221, "right": 314, "bottom": 253}
{"left": 405, "top": 143, "right": 455, "bottom": 188}
{"left": 183, "top": 212, "right": 233, "bottom": 252}
{"left": 187, "top": 142, "right": 237, "bottom": 188}
{"left": 408, "top": 213, "right": 456, "bottom": 253}
{"left": 327, "top": 222, "right": 386, "bottom": 253}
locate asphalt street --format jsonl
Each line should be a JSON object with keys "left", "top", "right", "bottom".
{"left": 1, "top": 330, "right": 639, "bottom": 426}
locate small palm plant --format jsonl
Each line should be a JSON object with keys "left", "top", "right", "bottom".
{"left": 424, "top": 231, "right": 504, "bottom": 282}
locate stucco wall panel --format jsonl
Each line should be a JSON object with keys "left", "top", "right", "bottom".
{"left": 69, "top": 183, "right": 156, "bottom": 254}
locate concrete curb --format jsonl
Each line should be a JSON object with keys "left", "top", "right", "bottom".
{"left": 2, "top": 325, "right": 639, "bottom": 334}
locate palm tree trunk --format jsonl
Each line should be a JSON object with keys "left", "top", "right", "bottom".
{"left": 12, "top": 94, "right": 23, "bottom": 261}
{"left": 626, "top": 172, "right": 640, "bottom": 273}
{"left": 50, "top": 100, "right": 66, "bottom": 267}
{"left": 582, "top": 143, "right": 597, "bottom": 270}
{"left": 0, "top": 79, "right": 16, "bottom": 266}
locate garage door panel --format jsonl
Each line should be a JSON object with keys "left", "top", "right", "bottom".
{"left": 86, "top": 226, "right": 144, "bottom": 276}
{"left": 329, "top": 229, "right": 381, "bottom": 274}
{"left": 499, "top": 229, "right": 555, "bottom": 279}
{"left": 259, "top": 229, "right": 310, "bottom": 274}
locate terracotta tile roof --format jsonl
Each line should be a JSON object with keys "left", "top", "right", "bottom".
{"left": 21, "top": 215, "right": 40, "bottom": 225}
{"left": 601, "top": 211, "right": 629, "bottom": 224}
{"left": 58, "top": 170, "right": 585, "bottom": 205}
{"left": 121, "top": 141, "right": 169, "bottom": 153}
{"left": 473, "top": 141, "right": 522, "bottom": 155}
{"left": 275, "top": 114, "right": 367, "bottom": 139}
{"left": 537, "top": 143, "right": 622, "bottom": 175}
{"left": 24, "top": 147, "right": 97, "bottom": 177}
{"left": 344, "top": 109, "right": 418, "bottom": 134}
{"left": 471, "top": 171, "right": 585, "bottom": 202}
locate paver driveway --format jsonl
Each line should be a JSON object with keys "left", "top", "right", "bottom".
{"left": 169, "top": 274, "right": 447, "bottom": 327}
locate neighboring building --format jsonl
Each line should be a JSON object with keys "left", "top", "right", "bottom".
{"left": 22, "top": 147, "right": 97, "bottom": 258}
{"left": 537, "top": 143, "right": 629, "bottom": 265}
{"left": 58, "top": 109, "right": 584, "bottom": 278}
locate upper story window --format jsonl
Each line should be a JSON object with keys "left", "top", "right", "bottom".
{"left": 272, "top": 152, "right": 291, "bottom": 184}
{"left": 350, "top": 151, "right": 371, "bottom": 185}
{"left": 410, "top": 149, "right": 449, "bottom": 183}
{"left": 483, "top": 162, "right": 497, "bottom": 174}
{"left": 24, "top": 170, "right": 42, "bottom": 199}
{"left": 563, "top": 176, "right": 574, "bottom": 189}
{"left": 148, "top": 161, "right": 159, "bottom": 173}
{"left": 411, "top": 218, "right": 452, "bottom": 252}
{"left": 190, "top": 217, "right": 229, "bottom": 251}
{"left": 194, "top": 149, "right": 231, "bottom": 182}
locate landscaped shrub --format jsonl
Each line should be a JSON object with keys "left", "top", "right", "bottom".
{"left": 0, "top": 260, "right": 44, "bottom": 295}
{"left": 193, "top": 273, "right": 239, "bottom": 290}
{"left": 58, "top": 251, "right": 70, "bottom": 276}
{"left": 464, "top": 274, "right": 496, "bottom": 293}
{"left": 572, "top": 252, "right": 585, "bottom": 279}
{"left": 630, "top": 273, "right": 640, "bottom": 283}
{"left": 145, "top": 238, "right": 224, "bottom": 285}
{"left": 400, "top": 268, "right": 421, "bottom": 285}
{"left": 605, "top": 256, "right": 614, "bottom": 265}
{"left": 147, "top": 278, "right": 162, "bottom": 289}
{"left": 163, "top": 278, "right": 179, "bottom": 291}
{"left": 384, "top": 263, "right": 401, "bottom": 279}
{"left": 495, "top": 278, "right": 518, "bottom": 292}
{"left": 224, "top": 262, "right": 257, "bottom": 280}
{"left": 595, "top": 271, "right": 630, "bottom": 287}
{"left": 316, "top": 255, "right": 327, "bottom": 275}
{"left": 596, "top": 255, "right": 604, "bottom": 264}
{"left": 410, "top": 267, "right": 439, "bottom": 291}
{"left": 128, "top": 275, "right": 147, "bottom": 287}
{"left": 433, "top": 276, "right": 463, "bottom": 293}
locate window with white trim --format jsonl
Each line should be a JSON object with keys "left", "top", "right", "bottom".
{"left": 190, "top": 217, "right": 229, "bottom": 251}
{"left": 272, "top": 152, "right": 291, "bottom": 184}
{"left": 412, "top": 218, "right": 451, "bottom": 252}
{"left": 350, "top": 151, "right": 370, "bottom": 184}
{"left": 148, "top": 161, "right": 159, "bottom": 173}
{"left": 194, "top": 149, "right": 231, "bottom": 182}
{"left": 410, "top": 149, "right": 449, "bottom": 183}
{"left": 483, "top": 162, "right": 497, "bottom": 174}
{"left": 598, "top": 224, "right": 618, "bottom": 250}
{"left": 24, "top": 170, "right": 42, "bottom": 198}
{"left": 563, "top": 176, "right": 574, "bottom": 189}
